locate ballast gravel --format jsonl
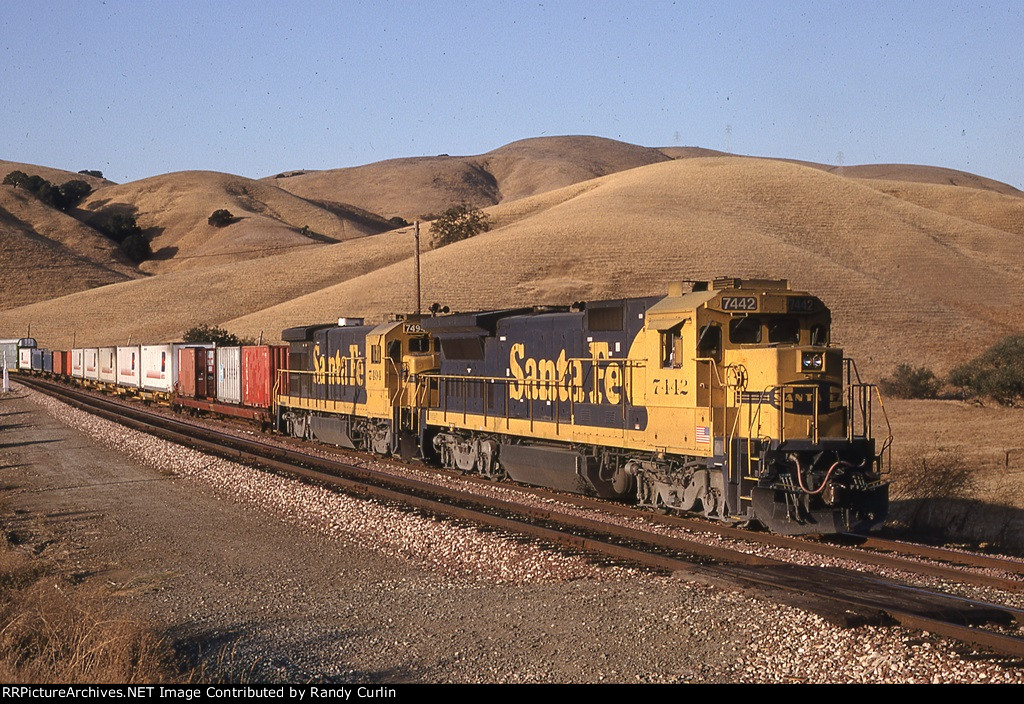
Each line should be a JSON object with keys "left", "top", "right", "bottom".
{"left": 1, "top": 384, "right": 1021, "bottom": 683}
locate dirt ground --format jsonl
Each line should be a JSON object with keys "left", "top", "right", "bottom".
{"left": 5, "top": 386, "right": 1023, "bottom": 683}
{"left": 0, "top": 388, "right": 746, "bottom": 683}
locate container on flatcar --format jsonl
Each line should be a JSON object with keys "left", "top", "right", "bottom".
{"left": 71, "top": 349, "right": 85, "bottom": 379}
{"left": 177, "top": 347, "right": 217, "bottom": 399}
{"left": 0, "top": 340, "right": 18, "bottom": 370}
{"left": 83, "top": 348, "right": 100, "bottom": 381}
{"left": 30, "top": 348, "right": 44, "bottom": 372}
{"left": 42, "top": 350, "right": 53, "bottom": 373}
{"left": 140, "top": 345, "right": 174, "bottom": 392}
{"left": 19, "top": 347, "right": 33, "bottom": 370}
{"left": 53, "top": 350, "right": 66, "bottom": 376}
{"left": 0, "top": 338, "right": 35, "bottom": 371}
{"left": 216, "top": 347, "right": 241, "bottom": 405}
{"left": 142, "top": 343, "right": 214, "bottom": 394}
{"left": 98, "top": 347, "right": 117, "bottom": 384}
{"left": 242, "top": 345, "right": 288, "bottom": 408}
{"left": 117, "top": 346, "right": 141, "bottom": 387}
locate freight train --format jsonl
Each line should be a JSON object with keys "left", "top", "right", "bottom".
{"left": 6, "top": 278, "right": 892, "bottom": 535}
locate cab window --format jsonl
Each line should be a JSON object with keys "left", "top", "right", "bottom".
{"left": 408, "top": 336, "right": 431, "bottom": 353}
{"left": 810, "top": 323, "right": 830, "bottom": 346}
{"left": 697, "top": 325, "right": 722, "bottom": 363}
{"left": 660, "top": 323, "right": 685, "bottom": 368}
{"left": 729, "top": 317, "right": 761, "bottom": 344}
{"left": 767, "top": 317, "right": 800, "bottom": 344}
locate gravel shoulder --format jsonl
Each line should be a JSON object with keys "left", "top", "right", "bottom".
{"left": 1, "top": 384, "right": 1021, "bottom": 683}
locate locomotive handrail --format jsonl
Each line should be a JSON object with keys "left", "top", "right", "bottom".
{"left": 745, "top": 382, "right": 825, "bottom": 442}
{"left": 417, "top": 368, "right": 636, "bottom": 440}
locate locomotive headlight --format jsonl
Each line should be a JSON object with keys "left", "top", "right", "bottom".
{"left": 801, "top": 351, "right": 824, "bottom": 372}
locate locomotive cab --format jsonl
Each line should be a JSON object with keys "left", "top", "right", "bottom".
{"left": 276, "top": 315, "right": 440, "bottom": 456}
{"left": 643, "top": 278, "right": 889, "bottom": 534}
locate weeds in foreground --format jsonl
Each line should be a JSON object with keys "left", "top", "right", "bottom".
{"left": 0, "top": 535, "right": 177, "bottom": 683}
{"left": 887, "top": 451, "right": 1024, "bottom": 550}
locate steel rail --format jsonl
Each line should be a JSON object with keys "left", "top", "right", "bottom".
{"left": 17, "top": 375, "right": 1024, "bottom": 661}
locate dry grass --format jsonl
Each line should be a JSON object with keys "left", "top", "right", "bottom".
{"left": 0, "top": 160, "right": 113, "bottom": 190}
{"left": 0, "top": 227, "right": 416, "bottom": 348}
{"left": 0, "top": 535, "right": 177, "bottom": 683}
{"left": 79, "top": 171, "right": 389, "bottom": 275}
{"left": 265, "top": 135, "right": 670, "bottom": 220}
{"left": 881, "top": 399, "right": 1024, "bottom": 548}
{"left": 0, "top": 188, "right": 138, "bottom": 310}
{"left": 227, "top": 157, "right": 1024, "bottom": 378}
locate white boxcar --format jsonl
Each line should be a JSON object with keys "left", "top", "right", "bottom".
{"left": 98, "top": 347, "right": 117, "bottom": 384}
{"left": 117, "top": 346, "right": 141, "bottom": 388}
{"left": 141, "top": 343, "right": 214, "bottom": 393}
{"left": 71, "top": 349, "right": 85, "bottom": 378}
{"left": 83, "top": 348, "right": 100, "bottom": 381}
{"left": 18, "top": 347, "right": 33, "bottom": 370}
{"left": 216, "top": 347, "right": 242, "bottom": 405}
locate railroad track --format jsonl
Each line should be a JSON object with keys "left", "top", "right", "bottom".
{"left": 17, "top": 374, "right": 1024, "bottom": 661}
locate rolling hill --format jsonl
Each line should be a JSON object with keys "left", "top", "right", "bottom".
{"left": 78, "top": 171, "right": 397, "bottom": 275}
{"left": 264, "top": 135, "right": 672, "bottom": 220}
{"left": 1, "top": 136, "right": 1022, "bottom": 382}
{"left": 224, "top": 157, "right": 1024, "bottom": 377}
{"left": 0, "top": 186, "right": 138, "bottom": 311}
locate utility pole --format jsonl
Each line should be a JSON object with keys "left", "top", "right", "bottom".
{"left": 414, "top": 221, "right": 422, "bottom": 315}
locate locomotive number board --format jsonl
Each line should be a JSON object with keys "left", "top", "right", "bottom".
{"left": 720, "top": 296, "right": 759, "bottom": 312}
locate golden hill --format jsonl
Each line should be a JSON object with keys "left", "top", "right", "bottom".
{"left": 78, "top": 171, "right": 395, "bottom": 275}
{"left": 264, "top": 135, "right": 670, "bottom": 220}
{"left": 0, "top": 186, "right": 137, "bottom": 310}
{"left": 224, "top": 157, "right": 1024, "bottom": 378}
{"left": 0, "top": 226, "right": 416, "bottom": 348}
{"left": 0, "top": 160, "right": 114, "bottom": 190}
{"left": 2, "top": 141, "right": 1023, "bottom": 382}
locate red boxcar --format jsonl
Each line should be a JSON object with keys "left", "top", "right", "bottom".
{"left": 177, "top": 347, "right": 216, "bottom": 399}
{"left": 242, "top": 345, "right": 288, "bottom": 408}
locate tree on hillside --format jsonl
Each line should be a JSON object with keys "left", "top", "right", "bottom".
{"left": 2, "top": 171, "right": 92, "bottom": 211}
{"left": 56, "top": 180, "right": 92, "bottom": 210}
{"left": 3, "top": 170, "right": 29, "bottom": 188}
{"left": 182, "top": 324, "right": 254, "bottom": 346}
{"left": 428, "top": 203, "right": 490, "bottom": 249}
{"left": 100, "top": 213, "right": 151, "bottom": 263}
{"left": 78, "top": 169, "right": 104, "bottom": 178}
{"left": 208, "top": 209, "right": 236, "bottom": 227}
{"left": 104, "top": 213, "right": 144, "bottom": 242}
{"left": 948, "top": 335, "right": 1024, "bottom": 405}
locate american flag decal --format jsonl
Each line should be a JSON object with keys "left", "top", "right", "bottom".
{"left": 696, "top": 426, "right": 711, "bottom": 444}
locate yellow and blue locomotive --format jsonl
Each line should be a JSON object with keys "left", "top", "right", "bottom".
{"left": 276, "top": 278, "right": 891, "bottom": 535}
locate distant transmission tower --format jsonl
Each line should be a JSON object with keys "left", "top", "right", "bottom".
{"left": 836, "top": 151, "right": 844, "bottom": 176}
{"left": 725, "top": 125, "right": 732, "bottom": 153}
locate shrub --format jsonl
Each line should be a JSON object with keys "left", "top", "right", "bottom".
{"left": 387, "top": 216, "right": 410, "bottom": 228}
{"left": 182, "top": 324, "right": 254, "bottom": 346}
{"left": 78, "top": 169, "right": 104, "bottom": 178}
{"left": 429, "top": 203, "right": 490, "bottom": 249}
{"left": 120, "top": 233, "right": 152, "bottom": 263}
{"left": 949, "top": 335, "right": 1024, "bottom": 405}
{"left": 208, "top": 209, "right": 236, "bottom": 227}
{"left": 878, "top": 363, "right": 941, "bottom": 399}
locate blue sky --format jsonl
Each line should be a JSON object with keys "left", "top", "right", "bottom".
{"left": 2, "top": 1, "right": 1021, "bottom": 187}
